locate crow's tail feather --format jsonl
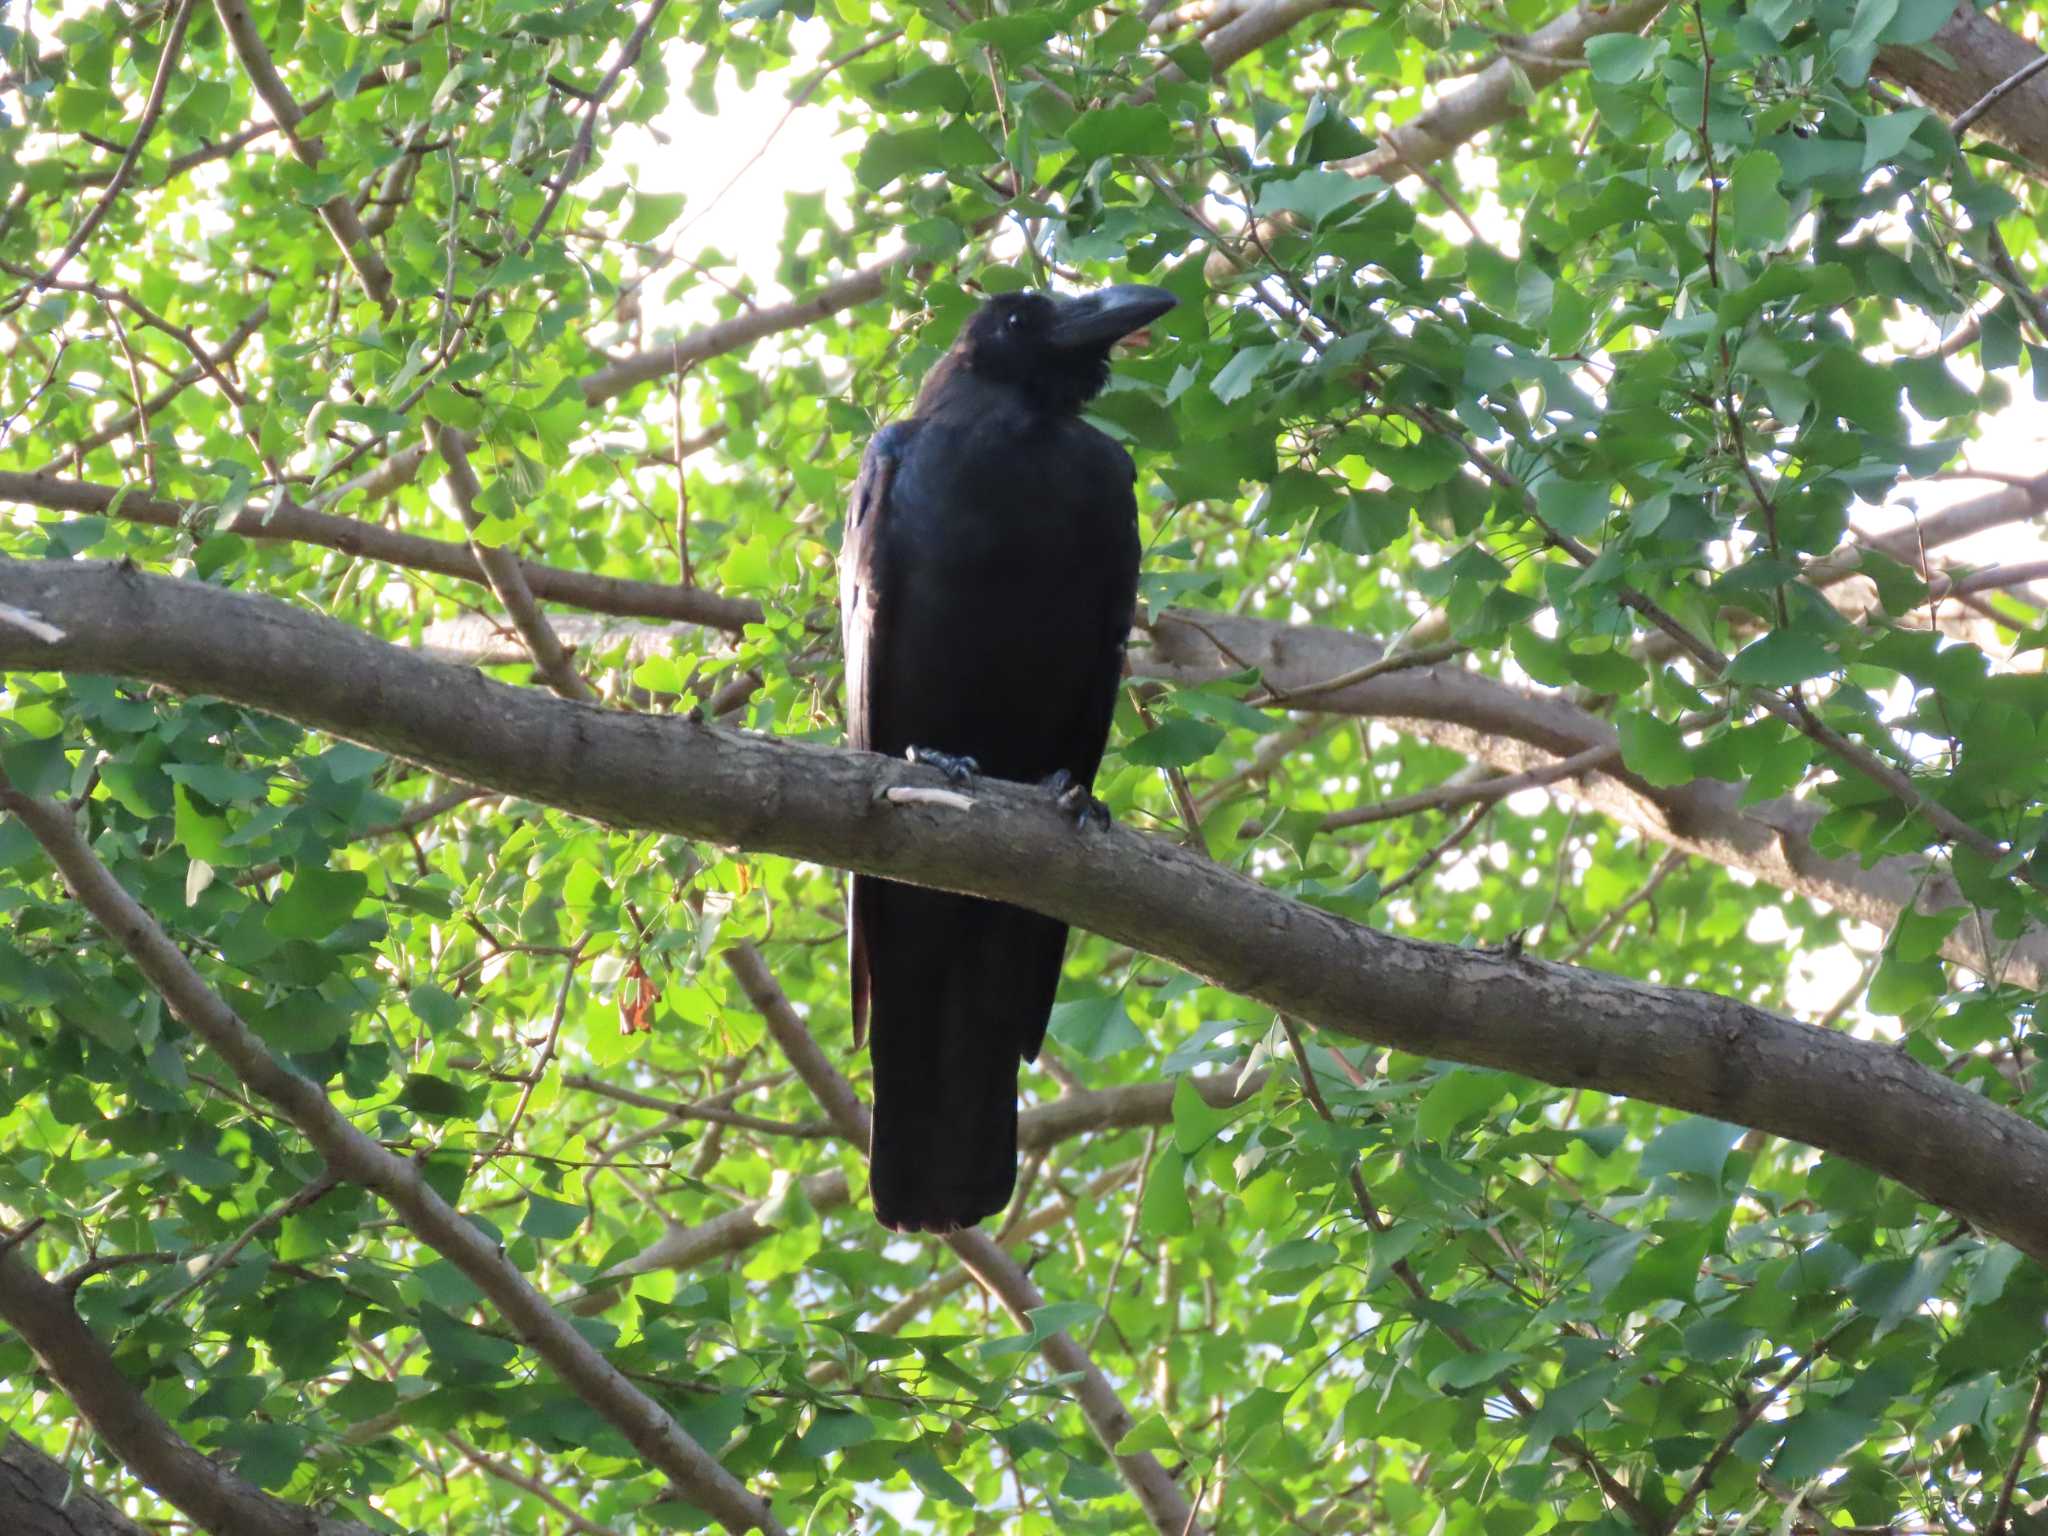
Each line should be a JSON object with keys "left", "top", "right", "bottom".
{"left": 856, "top": 877, "right": 1066, "bottom": 1233}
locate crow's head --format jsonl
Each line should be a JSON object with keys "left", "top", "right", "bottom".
{"left": 923, "top": 284, "right": 1177, "bottom": 416}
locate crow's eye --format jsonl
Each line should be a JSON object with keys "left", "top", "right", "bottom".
{"left": 1006, "top": 310, "right": 1026, "bottom": 331}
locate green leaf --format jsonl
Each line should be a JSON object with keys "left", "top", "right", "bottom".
{"left": 1615, "top": 710, "right": 1693, "bottom": 788}
{"left": 1428, "top": 1349, "right": 1521, "bottom": 1390}
{"left": 1209, "top": 343, "right": 1284, "bottom": 405}
{"left": 1861, "top": 108, "right": 1926, "bottom": 171}
{"left": 1724, "top": 631, "right": 1837, "bottom": 688}
{"left": 1534, "top": 477, "right": 1611, "bottom": 537}
{"left": 1585, "top": 33, "right": 1663, "bottom": 83}
{"left": 1046, "top": 994, "right": 1145, "bottom": 1059}
{"left": 855, "top": 123, "right": 997, "bottom": 188}
{"left": 1727, "top": 150, "right": 1791, "bottom": 250}
{"left": 1562, "top": 647, "right": 1648, "bottom": 694}
{"left": 417, "top": 1302, "right": 519, "bottom": 1383}
{"left": 897, "top": 1447, "right": 975, "bottom": 1506}
{"left": 1170, "top": 1073, "right": 1235, "bottom": 1154}
{"left": 211, "top": 1423, "right": 308, "bottom": 1490}
{"left": 1357, "top": 434, "right": 1461, "bottom": 490}
{"left": 1878, "top": 0, "right": 1951, "bottom": 42}
{"left": 1114, "top": 1413, "right": 1181, "bottom": 1454}
{"left": 623, "top": 191, "right": 686, "bottom": 243}
{"left": 522, "top": 1194, "right": 584, "bottom": 1239}
{"left": 1065, "top": 104, "right": 1176, "bottom": 160}
{"left": 174, "top": 784, "right": 231, "bottom": 862}
{"left": 882, "top": 66, "right": 971, "bottom": 112}
{"left": 1771, "top": 1405, "right": 1875, "bottom": 1485}
{"left": 1141, "top": 1146, "right": 1192, "bottom": 1235}
{"left": 954, "top": 9, "right": 1060, "bottom": 51}
{"left": 399, "top": 1073, "right": 474, "bottom": 1119}
{"left": 1060, "top": 1458, "right": 1125, "bottom": 1500}
{"left": 1253, "top": 169, "right": 1375, "bottom": 223}
{"left": 1122, "top": 716, "right": 1223, "bottom": 767}
{"left": 1640, "top": 1117, "right": 1746, "bottom": 1181}
{"left": 1868, "top": 949, "right": 1945, "bottom": 1014}
{"left": 796, "top": 1410, "right": 874, "bottom": 1458}
{"left": 1415, "top": 1070, "right": 1508, "bottom": 1142}
{"left": 264, "top": 867, "right": 368, "bottom": 939}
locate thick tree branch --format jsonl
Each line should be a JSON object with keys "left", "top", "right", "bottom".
{"left": 4, "top": 561, "right": 2047, "bottom": 1272}
{"left": 0, "top": 751, "right": 785, "bottom": 1536}
{"left": 3, "top": 478, "right": 2032, "bottom": 989}
{"left": 1136, "top": 610, "right": 2048, "bottom": 991}
{"left": 1878, "top": 4, "right": 2048, "bottom": 179}
{"left": 722, "top": 944, "right": 1213, "bottom": 1536}
{"left": 0, "top": 1247, "right": 379, "bottom": 1536}
{"left": 2, "top": 1433, "right": 160, "bottom": 1536}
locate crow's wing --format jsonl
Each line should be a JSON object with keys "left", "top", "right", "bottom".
{"left": 840, "top": 421, "right": 919, "bottom": 1047}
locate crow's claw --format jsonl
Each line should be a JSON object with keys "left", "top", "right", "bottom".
{"left": 1040, "top": 769, "right": 1111, "bottom": 831}
{"left": 906, "top": 746, "right": 979, "bottom": 787}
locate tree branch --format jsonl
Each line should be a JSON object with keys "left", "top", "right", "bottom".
{"left": 0, "top": 470, "right": 760, "bottom": 632}
{"left": 722, "top": 943, "right": 1214, "bottom": 1536}
{"left": 2, "top": 1433, "right": 160, "bottom": 1536}
{"left": 4, "top": 561, "right": 2048, "bottom": 1273}
{"left": 1137, "top": 610, "right": 2048, "bottom": 991}
{"left": 0, "top": 751, "right": 786, "bottom": 1536}
{"left": 211, "top": 0, "right": 393, "bottom": 307}
{"left": 579, "top": 257, "right": 901, "bottom": 407}
{"left": 588, "top": 1073, "right": 1264, "bottom": 1285}
{"left": 426, "top": 424, "right": 596, "bottom": 701}
{"left": 0, "top": 1245, "right": 380, "bottom": 1536}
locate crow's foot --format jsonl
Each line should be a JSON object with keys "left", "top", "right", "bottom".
{"left": 1040, "top": 769, "right": 1111, "bottom": 831}
{"left": 906, "top": 746, "right": 979, "bottom": 787}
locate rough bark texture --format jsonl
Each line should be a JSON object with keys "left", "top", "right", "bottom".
{"left": 0, "top": 1252, "right": 377, "bottom": 1536}
{"left": 0, "top": 693, "right": 788, "bottom": 1536}
{"left": 1, "top": 1437, "right": 151, "bottom": 1536}
{"left": 1133, "top": 611, "right": 2048, "bottom": 992}
{"left": 1878, "top": 4, "right": 2048, "bottom": 177}
{"left": 4, "top": 560, "right": 2046, "bottom": 1271}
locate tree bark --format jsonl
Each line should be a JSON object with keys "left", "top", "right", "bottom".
{"left": 4, "top": 559, "right": 2046, "bottom": 1271}
{"left": 1, "top": 1437, "right": 151, "bottom": 1536}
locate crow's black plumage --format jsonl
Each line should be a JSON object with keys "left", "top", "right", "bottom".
{"left": 841, "top": 284, "right": 1177, "bottom": 1232}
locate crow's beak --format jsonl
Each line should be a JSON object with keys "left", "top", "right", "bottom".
{"left": 1047, "top": 284, "right": 1178, "bottom": 350}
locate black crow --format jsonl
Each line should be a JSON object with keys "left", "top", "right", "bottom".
{"left": 840, "top": 284, "right": 1177, "bottom": 1232}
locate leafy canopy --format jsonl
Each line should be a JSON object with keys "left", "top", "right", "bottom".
{"left": 0, "top": 0, "right": 2045, "bottom": 1530}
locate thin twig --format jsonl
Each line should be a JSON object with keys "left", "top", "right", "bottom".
{"left": 1952, "top": 52, "right": 2048, "bottom": 138}
{"left": 1560, "top": 849, "right": 1686, "bottom": 962}
{"left": 483, "top": 938, "right": 590, "bottom": 1165}
{"left": 12, "top": 0, "right": 197, "bottom": 294}
{"left": 1323, "top": 744, "right": 1619, "bottom": 832}
{"left": 1988, "top": 1367, "right": 2048, "bottom": 1536}
{"left": 1666, "top": 1324, "right": 1853, "bottom": 1532}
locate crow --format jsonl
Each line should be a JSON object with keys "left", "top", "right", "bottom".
{"left": 840, "top": 284, "right": 1177, "bottom": 1232}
